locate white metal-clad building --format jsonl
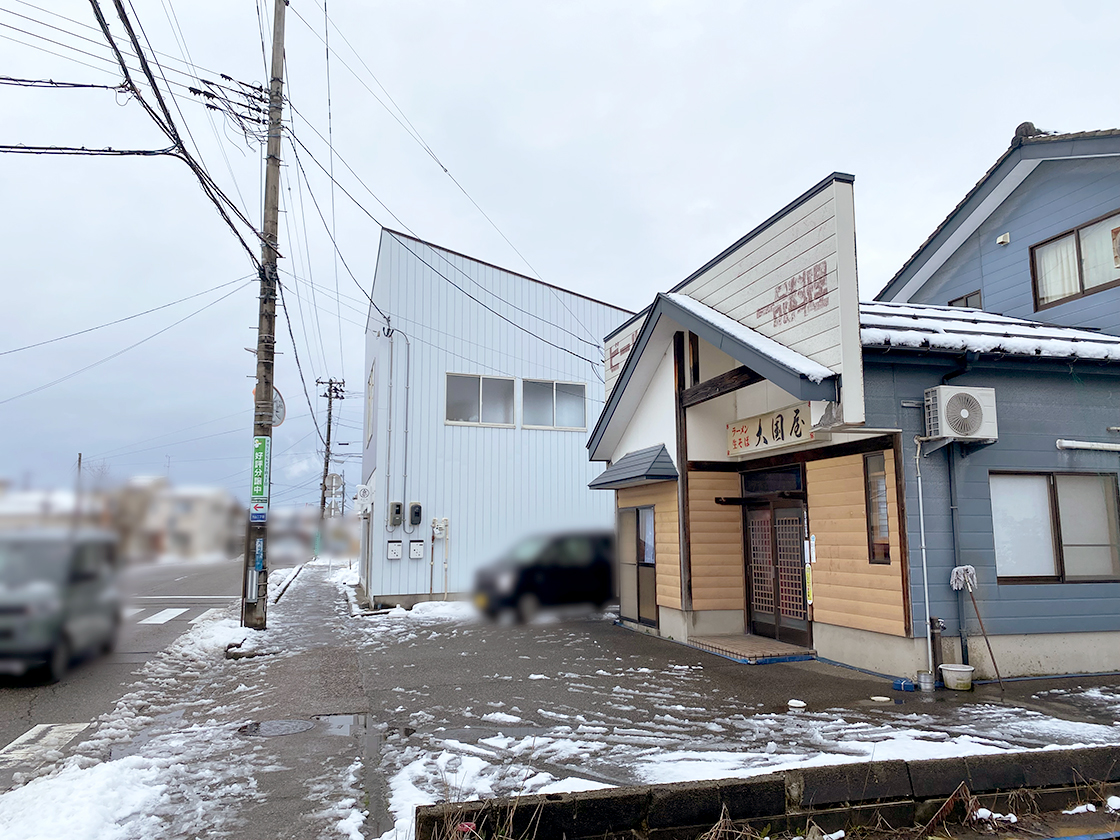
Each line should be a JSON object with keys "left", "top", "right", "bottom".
{"left": 358, "top": 230, "right": 632, "bottom": 605}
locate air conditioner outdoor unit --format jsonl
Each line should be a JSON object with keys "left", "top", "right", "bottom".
{"left": 924, "top": 386, "right": 998, "bottom": 441}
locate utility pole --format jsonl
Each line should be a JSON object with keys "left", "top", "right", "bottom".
{"left": 317, "top": 378, "right": 345, "bottom": 518}
{"left": 241, "top": 0, "right": 287, "bottom": 630}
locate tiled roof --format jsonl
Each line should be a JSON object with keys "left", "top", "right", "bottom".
{"left": 860, "top": 302, "right": 1120, "bottom": 362}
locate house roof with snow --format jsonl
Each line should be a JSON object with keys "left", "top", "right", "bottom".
{"left": 875, "top": 124, "right": 1120, "bottom": 304}
{"left": 588, "top": 293, "right": 841, "bottom": 460}
{"left": 860, "top": 302, "right": 1120, "bottom": 362}
{"left": 589, "top": 292, "right": 1120, "bottom": 461}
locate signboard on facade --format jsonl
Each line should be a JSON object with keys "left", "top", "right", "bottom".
{"left": 677, "top": 175, "right": 863, "bottom": 424}
{"left": 604, "top": 323, "right": 643, "bottom": 398}
{"left": 250, "top": 436, "right": 270, "bottom": 505}
{"left": 727, "top": 402, "right": 816, "bottom": 457}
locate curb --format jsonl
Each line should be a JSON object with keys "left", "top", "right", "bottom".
{"left": 415, "top": 744, "right": 1120, "bottom": 840}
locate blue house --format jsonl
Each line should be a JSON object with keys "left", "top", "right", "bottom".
{"left": 876, "top": 123, "right": 1120, "bottom": 335}
{"left": 589, "top": 173, "right": 1120, "bottom": 682}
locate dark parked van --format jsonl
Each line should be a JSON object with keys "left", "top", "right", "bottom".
{"left": 473, "top": 530, "right": 615, "bottom": 621}
{"left": 0, "top": 529, "right": 122, "bottom": 682}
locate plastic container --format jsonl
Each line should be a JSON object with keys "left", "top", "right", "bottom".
{"left": 939, "top": 663, "right": 975, "bottom": 690}
{"left": 917, "top": 671, "right": 935, "bottom": 691}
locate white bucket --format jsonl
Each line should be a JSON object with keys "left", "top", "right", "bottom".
{"left": 939, "top": 664, "right": 975, "bottom": 690}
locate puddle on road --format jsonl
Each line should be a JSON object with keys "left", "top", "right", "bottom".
{"left": 313, "top": 714, "right": 365, "bottom": 736}
{"left": 238, "top": 719, "right": 315, "bottom": 737}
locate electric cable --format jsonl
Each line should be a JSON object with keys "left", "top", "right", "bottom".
{"left": 0, "top": 280, "right": 251, "bottom": 406}
{"left": 276, "top": 277, "right": 328, "bottom": 448}
{"left": 1, "top": 276, "right": 250, "bottom": 357}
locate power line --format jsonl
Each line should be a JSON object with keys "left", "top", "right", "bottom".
{"left": 320, "top": 0, "right": 345, "bottom": 375}
{"left": 285, "top": 134, "right": 389, "bottom": 324}
{"left": 0, "top": 73, "right": 121, "bottom": 90}
{"left": 1, "top": 276, "right": 250, "bottom": 357}
{"left": 0, "top": 143, "right": 175, "bottom": 156}
{"left": 5, "top": 3, "right": 265, "bottom": 101}
{"left": 276, "top": 278, "right": 327, "bottom": 448}
{"left": 0, "top": 280, "right": 251, "bottom": 406}
{"left": 88, "top": 0, "right": 265, "bottom": 268}
{"left": 287, "top": 1, "right": 604, "bottom": 350}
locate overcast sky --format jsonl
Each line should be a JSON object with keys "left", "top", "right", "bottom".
{"left": 2, "top": 1, "right": 1117, "bottom": 507}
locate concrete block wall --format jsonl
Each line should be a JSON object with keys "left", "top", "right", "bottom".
{"left": 414, "top": 745, "right": 1120, "bottom": 840}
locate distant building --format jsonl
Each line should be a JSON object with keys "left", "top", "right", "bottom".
{"left": 876, "top": 123, "right": 1120, "bottom": 335}
{"left": 359, "top": 230, "right": 631, "bottom": 606}
{"left": 142, "top": 485, "right": 243, "bottom": 562}
{"left": 0, "top": 488, "right": 105, "bottom": 532}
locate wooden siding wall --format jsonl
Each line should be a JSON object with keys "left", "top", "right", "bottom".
{"left": 806, "top": 452, "right": 907, "bottom": 636}
{"left": 617, "top": 483, "right": 681, "bottom": 610}
{"left": 688, "top": 472, "right": 744, "bottom": 611}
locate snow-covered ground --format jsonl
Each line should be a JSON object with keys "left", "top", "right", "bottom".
{"left": 343, "top": 586, "right": 1120, "bottom": 840}
{"left": 0, "top": 561, "right": 365, "bottom": 840}
{"left": 2, "top": 559, "right": 1118, "bottom": 840}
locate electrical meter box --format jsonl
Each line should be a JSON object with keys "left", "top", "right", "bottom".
{"left": 388, "top": 502, "right": 403, "bottom": 527}
{"left": 408, "top": 502, "right": 422, "bottom": 526}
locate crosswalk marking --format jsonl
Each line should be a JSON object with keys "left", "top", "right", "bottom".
{"left": 138, "top": 608, "right": 188, "bottom": 625}
{"left": 0, "top": 724, "right": 89, "bottom": 770}
{"left": 190, "top": 608, "right": 222, "bottom": 624}
{"left": 123, "top": 607, "right": 144, "bottom": 618}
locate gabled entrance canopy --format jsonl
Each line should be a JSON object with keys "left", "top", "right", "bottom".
{"left": 589, "top": 444, "right": 678, "bottom": 491}
{"left": 588, "top": 292, "right": 839, "bottom": 461}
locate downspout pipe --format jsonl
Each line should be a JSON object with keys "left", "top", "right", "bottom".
{"left": 941, "top": 352, "right": 976, "bottom": 666}
{"left": 914, "top": 437, "right": 935, "bottom": 678}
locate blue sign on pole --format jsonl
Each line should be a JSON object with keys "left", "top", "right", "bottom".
{"left": 255, "top": 538, "right": 264, "bottom": 571}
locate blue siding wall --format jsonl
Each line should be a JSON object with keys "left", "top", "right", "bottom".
{"left": 864, "top": 357, "right": 1120, "bottom": 638}
{"left": 909, "top": 158, "right": 1120, "bottom": 334}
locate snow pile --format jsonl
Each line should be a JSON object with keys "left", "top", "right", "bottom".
{"left": 860, "top": 302, "right": 1120, "bottom": 361}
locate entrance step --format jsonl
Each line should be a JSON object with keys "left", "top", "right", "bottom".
{"left": 687, "top": 634, "right": 815, "bottom": 664}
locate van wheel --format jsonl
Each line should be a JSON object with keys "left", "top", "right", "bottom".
{"left": 47, "top": 637, "right": 70, "bottom": 683}
{"left": 102, "top": 618, "right": 120, "bottom": 654}
{"left": 516, "top": 593, "right": 540, "bottom": 623}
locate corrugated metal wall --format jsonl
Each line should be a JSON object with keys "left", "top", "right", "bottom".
{"left": 360, "top": 231, "right": 631, "bottom": 601}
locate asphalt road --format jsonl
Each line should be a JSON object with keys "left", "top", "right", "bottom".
{"left": 0, "top": 556, "right": 243, "bottom": 790}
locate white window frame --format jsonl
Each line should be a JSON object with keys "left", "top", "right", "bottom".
{"left": 444, "top": 373, "right": 516, "bottom": 428}
{"left": 521, "top": 379, "right": 587, "bottom": 431}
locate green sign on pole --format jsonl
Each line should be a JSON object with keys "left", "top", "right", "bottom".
{"left": 251, "top": 436, "right": 270, "bottom": 501}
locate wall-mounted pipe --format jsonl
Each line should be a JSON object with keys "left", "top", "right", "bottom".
{"left": 913, "top": 437, "right": 935, "bottom": 678}
{"left": 1056, "top": 439, "right": 1120, "bottom": 452}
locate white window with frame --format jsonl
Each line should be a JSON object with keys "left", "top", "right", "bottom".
{"left": 1031, "top": 210, "right": 1120, "bottom": 309}
{"left": 522, "top": 380, "right": 586, "bottom": 430}
{"left": 990, "top": 472, "right": 1120, "bottom": 582}
{"left": 445, "top": 374, "right": 514, "bottom": 427}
